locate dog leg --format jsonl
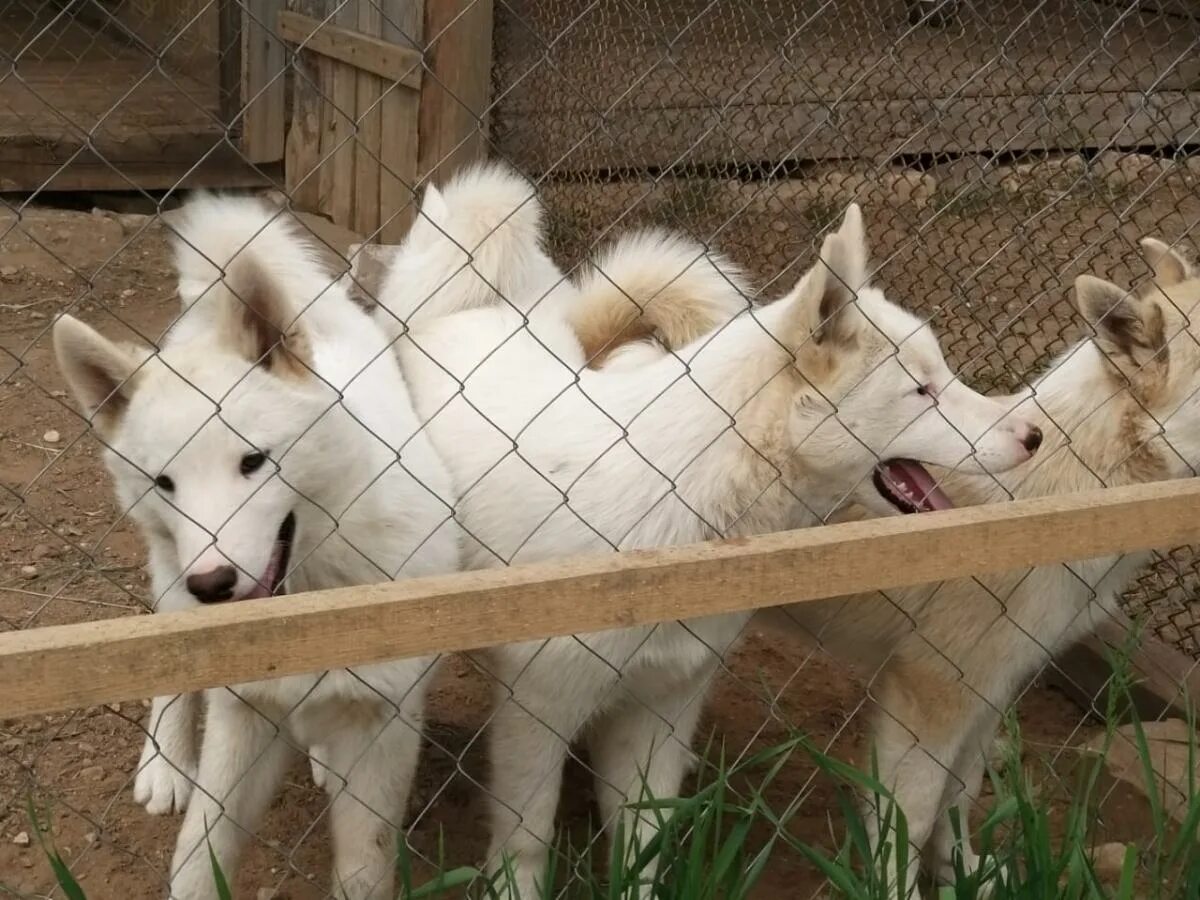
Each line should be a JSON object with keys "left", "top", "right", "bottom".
{"left": 135, "top": 691, "right": 200, "bottom": 815}
{"left": 167, "top": 692, "right": 292, "bottom": 900}
{"left": 323, "top": 712, "right": 422, "bottom": 900}
{"left": 867, "top": 661, "right": 976, "bottom": 899}
{"left": 586, "top": 668, "right": 707, "bottom": 891}
{"left": 484, "top": 699, "right": 576, "bottom": 900}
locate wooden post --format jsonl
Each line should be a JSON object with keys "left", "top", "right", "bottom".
{"left": 418, "top": 0, "right": 493, "bottom": 185}
{"left": 240, "top": 0, "right": 287, "bottom": 163}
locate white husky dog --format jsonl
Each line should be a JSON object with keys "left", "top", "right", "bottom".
{"left": 53, "top": 195, "right": 460, "bottom": 900}
{"left": 382, "top": 169, "right": 1045, "bottom": 897}
{"left": 758, "top": 236, "right": 1200, "bottom": 895}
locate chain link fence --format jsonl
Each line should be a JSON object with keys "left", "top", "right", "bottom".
{"left": 2, "top": 0, "right": 1200, "bottom": 897}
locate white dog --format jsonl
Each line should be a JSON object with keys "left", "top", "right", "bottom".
{"left": 383, "top": 170, "right": 1044, "bottom": 897}
{"left": 758, "top": 236, "right": 1200, "bottom": 894}
{"left": 54, "top": 195, "right": 460, "bottom": 899}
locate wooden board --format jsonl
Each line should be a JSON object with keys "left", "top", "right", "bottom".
{"left": 283, "top": 0, "right": 327, "bottom": 212}
{"left": 379, "top": 0, "right": 424, "bottom": 243}
{"left": 240, "top": 0, "right": 288, "bottom": 163}
{"left": 277, "top": 10, "right": 422, "bottom": 88}
{"left": 3, "top": 478, "right": 1200, "bottom": 718}
{"left": 491, "top": 0, "right": 1200, "bottom": 172}
{"left": 418, "top": 0, "right": 494, "bottom": 182}
{"left": 495, "top": 91, "right": 1200, "bottom": 173}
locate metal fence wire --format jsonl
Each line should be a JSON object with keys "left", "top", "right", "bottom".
{"left": 2, "top": 0, "right": 1200, "bottom": 897}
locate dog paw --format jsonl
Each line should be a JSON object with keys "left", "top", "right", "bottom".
{"left": 133, "top": 744, "right": 196, "bottom": 815}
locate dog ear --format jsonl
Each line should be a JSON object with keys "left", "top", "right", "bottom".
{"left": 834, "top": 203, "right": 869, "bottom": 293}
{"left": 1075, "top": 274, "right": 1167, "bottom": 369}
{"left": 218, "top": 254, "right": 312, "bottom": 378}
{"left": 1140, "top": 237, "right": 1195, "bottom": 287}
{"left": 420, "top": 183, "right": 449, "bottom": 228}
{"left": 786, "top": 229, "right": 860, "bottom": 351}
{"left": 53, "top": 315, "right": 140, "bottom": 431}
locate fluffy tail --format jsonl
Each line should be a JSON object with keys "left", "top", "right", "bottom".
{"left": 376, "top": 162, "right": 564, "bottom": 332}
{"left": 567, "top": 229, "right": 750, "bottom": 366}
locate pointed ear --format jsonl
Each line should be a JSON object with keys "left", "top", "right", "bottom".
{"left": 786, "top": 231, "right": 859, "bottom": 349}
{"left": 420, "top": 183, "right": 448, "bottom": 226}
{"left": 834, "top": 203, "right": 869, "bottom": 292}
{"left": 1140, "top": 237, "right": 1194, "bottom": 287}
{"left": 53, "top": 315, "right": 140, "bottom": 430}
{"left": 1075, "top": 273, "right": 1167, "bottom": 368}
{"left": 219, "top": 255, "right": 312, "bottom": 378}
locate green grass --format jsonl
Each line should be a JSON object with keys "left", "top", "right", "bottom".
{"left": 26, "top": 652, "right": 1200, "bottom": 900}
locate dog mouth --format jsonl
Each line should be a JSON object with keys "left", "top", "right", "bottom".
{"left": 243, "top": 512, "right": 296, "bottom": 600}
{"left": 872, "top": 460, "right": 953, "bottom": 514}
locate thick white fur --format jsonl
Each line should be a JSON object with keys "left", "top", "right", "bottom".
{"left": 375, "top": 162, "right": 752, "bottom": 366}
{"left": 757, "top": 238, "right": 1200, "bottom": 894}
{"left": 390, "top": 194, "right": 1043, "bottom": 897}
{"left": 375, "top": 162, "right": 572, "bottom": 336}
{"left": 53, "top": 195, "right": 460, "bottom": 900}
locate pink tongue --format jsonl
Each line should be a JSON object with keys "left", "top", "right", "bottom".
{"left": 243, "top": 540, "right": 288, "bottom": 600}
{"left": 880, "top": 460, "right": 954, "bottom": 512}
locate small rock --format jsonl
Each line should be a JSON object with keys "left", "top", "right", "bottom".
{"left": 1091, "top": 842, "right": 1131, "bottom": 880}
{"left": 50, "top": 390, "right": 67, "bottom": 399}
{"left": 84, "top": 831, "right": 97, "bottom": 844}
{"left": 31, "top": 543, "right": 55, "bottom": 560}
{"left": 0, "top": 265, "right": 18, "bottom": 277}
{"left": 12, "top": 831, "right": 30, "bottom": 847}
{"left": 20, "top": 565, "right": 37, "bottom": 579}
{"left": 79, "top": 764, "right": 105, "bottom": 780}
{"left": 257, "top": 889, "right": 275, "bottom": 900}
{"left": 76, "top": 741, "right": 95, "bottom": 755}
{"left": 120, "top": 289, "right": 136, "bottom": 298}
{"left": 28, "top": 310, "right": 45, "bottom": 320}
{"left": 54, "top": 229, "right": 70, "bottom": 243}
{"left": 42, "top": 429, "right": 60, "bottom": 444}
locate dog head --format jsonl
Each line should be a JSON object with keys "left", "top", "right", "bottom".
{"left": 54, "top": 243, "right": 339, "bottom": 607}
{"left": 772, "top": 205, "right": 1043, "bottom": 517}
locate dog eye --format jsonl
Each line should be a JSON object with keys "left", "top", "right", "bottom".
{"left": 154, "top": 474, "right": 175, "bottom": 492}
{"left": 240, "top": 451, "right": 269, "bottom": 476}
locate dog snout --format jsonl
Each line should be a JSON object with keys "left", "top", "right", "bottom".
{"left": 186, "top": 565, "right": 238, "bottom": 603}
{"left": 1019, "top": 424, "right": 1043, "bottom": 456}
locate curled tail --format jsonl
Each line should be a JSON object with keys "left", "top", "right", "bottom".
{"left": 376, "top": 161, "right": 564, "bottom": 333}
{"left": 567, "top": 228, "right": 750, "bottom": 366}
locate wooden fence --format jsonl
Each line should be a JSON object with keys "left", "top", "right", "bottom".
{"left": 4, "top": 478, "right": 1200, "bottom": 720}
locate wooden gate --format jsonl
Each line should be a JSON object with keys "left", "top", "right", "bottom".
{"left": 280, "top": 0, "right": 493, "bottom": 242}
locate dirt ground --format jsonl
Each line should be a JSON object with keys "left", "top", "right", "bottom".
{"left": 0, "top": 159, "right": 1192, "bottom": 897}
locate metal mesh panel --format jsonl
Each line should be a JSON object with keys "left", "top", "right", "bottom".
{"left": 1, "top": 1, "right": 1199, "bottom": 898}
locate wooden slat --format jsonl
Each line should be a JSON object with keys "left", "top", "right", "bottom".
{"left": 240, "top": 0, "right": 287, "bottom": 163}
{"left": 494, "top": 91, "right": 1200, "bottom": 174}
{"left": 378, "top": 0, "right": 424, "bottom": 244}
{"left": 283, "top": 0, "right": 326, "bottom": 214}
{"left": 317, "top": 2, "right": 363, "bottom": 228}
{"left": 353, "top": 1, "right": 384, "bottom": 236}
{"left": 278, "top": 10, "right": 422, "bottom": 90}
{"left": 418, "top": 0, "right": 494, "bottom": 182}
{"left": 3, "top": 479, "right": 1200, "bottom": 718}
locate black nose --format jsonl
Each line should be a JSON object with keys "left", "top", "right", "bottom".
{"left": 1022, "top": 425, "right": 1043, "bottom": 454}
{"left": 186, "top": 565, "right": 238, "bottom": 602}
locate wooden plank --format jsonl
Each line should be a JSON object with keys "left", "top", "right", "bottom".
{"left": 494, "top": 91, "right": 1200, "bottom": 174}
{"left": 0, "top": 157, "right": 279, "bottom": 194}
{"left": 353, "top": 1, "right": 384, "bottom": 236}
{"left": 418, "top": 0, "right": 494, "bottom": 183}
{"left": 321, "top": 2, "right": 362, "bottom": 229}
{"left": 283, "top": 0, "right": 326, "bottom": 213}
{"left": 3, "top": 479, "right": 1200, "bottom": 718}
{"left": 1048, "top": 616, "right": 1200, "bottom": 722}
{"left": 277, "top": 10, "right": 423, "bottom": 90}
{"left": 219, "top": 0, "right": 244, "bottom": 130}
{"left": 378, "top": 0, "right": 424, "bottom": 244}
{"left": 241, "top": 0, "right": 288, "bottom": 163}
